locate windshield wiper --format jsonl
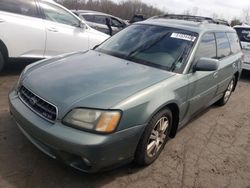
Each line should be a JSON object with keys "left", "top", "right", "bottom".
{"left": 169, "top": 45, "right": 189, "bottom": 72}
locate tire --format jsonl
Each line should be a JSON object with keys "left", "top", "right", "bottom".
{"left": 134, "top": 108, "right": 173, "bottom": 166}
{"left": 0, "top": 51, "right": 5, "bottom": 72}
{"left": 216, "top": 76, "right": 235, "bottom": 106}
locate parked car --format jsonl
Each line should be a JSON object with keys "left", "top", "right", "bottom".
{"left": 9, "top": 15, "right": 242, "bottom": 173}
{"left": 0, "top": 0, "right": 109, "bottom": 72}
{"left": 72, "top": 10, "right": 128, "bottom": 36}
{"left": 234, "top": 24, "right": 250, "bottom": 70}
{"left": 129, "top": 14, "right": 146, "bottom": 23}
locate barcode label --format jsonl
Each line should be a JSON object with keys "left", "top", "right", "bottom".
{"left": 171, "top": 33, "right": 196, "bottom": 42}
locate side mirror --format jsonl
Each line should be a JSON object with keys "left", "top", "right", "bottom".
{"left": 93, "top": 44, "right": 99, "bottom": 50}
{"left": 193, "top": 57, "right": 219, "bottom": 72}
{"left": 79, "top": 21, "right": 87, "bottom": 29}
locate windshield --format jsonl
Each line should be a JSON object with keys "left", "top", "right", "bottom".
{"left": 96, "top": 24, "right": 197, "bottom": 72}
{"left": 235, "top": 28, "right": 250, "bottom": 43}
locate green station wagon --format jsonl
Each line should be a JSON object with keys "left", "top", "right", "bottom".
{"left": 9, "top": 15, "right": 243, "bottom": 172}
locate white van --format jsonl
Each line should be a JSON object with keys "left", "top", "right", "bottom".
{"left": 0, "top": 0, "right": 109, "bottom": 72}
{"left": 234, "top": 24, "right": 250, "bottom": 70}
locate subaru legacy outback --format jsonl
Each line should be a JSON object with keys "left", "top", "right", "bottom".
{"left": 9, "top": 15, "right": 242, "bottom": 173}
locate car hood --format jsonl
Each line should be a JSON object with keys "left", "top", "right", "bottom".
{"left": 23, "top": 50, "right": 174, "bottom": 117}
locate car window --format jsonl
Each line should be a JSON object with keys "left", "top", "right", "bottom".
{"left": 111, "top": 18, "right": 123, "bottom": 27}
{"left": 94, "top": 15, "right": 107, "bottom": 25}
{"left": 0, "top": 0, "right": 39, "bottom": 18}
{"left": 234, "top": 28, "right": 250, "bottom": 43}
{"left": 81, "top": 14, "right": 95, "bottom": 22}
{"left": 227, "top": 32, "right": 241, "bottom": 54}
{"left": 215, "top": 32, "right": 231, "bottom": 59}
{"left": 40, "top": 2, "right": 80, "bottom": 27}
{"left": 195, "top": 33, "right": 217, "bottom": 61}
{"left": 96, "top": 25, "right": 197, "bottom": 72}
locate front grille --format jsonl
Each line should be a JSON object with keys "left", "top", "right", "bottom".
{"left": 18, "top": 86, "right": 57, "bottom": 122}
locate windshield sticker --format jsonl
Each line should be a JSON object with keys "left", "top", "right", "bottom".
{"left": 171, "top": 33, "right": 196, "bottom": 42}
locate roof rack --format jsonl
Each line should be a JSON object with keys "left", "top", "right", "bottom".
{"left": 152, "top": 14, "right": 229, "bottom": 26}
{"left": 213, "top": 19, "right": 230, "bottom": 26}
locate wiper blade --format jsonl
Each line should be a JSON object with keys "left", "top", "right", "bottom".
{"left": 169, "top": 45, "right": 189, "bottom": 72}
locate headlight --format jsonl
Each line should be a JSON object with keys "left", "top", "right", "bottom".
{"left": 16, "top": 68, "right": 27, "bottom": 90}
{"left": 63, "top": 109, "right": 121, "bottom": 133}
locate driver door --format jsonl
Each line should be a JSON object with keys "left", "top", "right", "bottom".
{"left": 187, "top": 33, "right": 219, "bottom": 116}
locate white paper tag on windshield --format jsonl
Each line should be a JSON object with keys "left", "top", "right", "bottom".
{"left": 171, "top": 33, "right": 196, "bottom": 42}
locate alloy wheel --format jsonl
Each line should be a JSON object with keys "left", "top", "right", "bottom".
{"left": 224, "top": 79, "right": 234, "bottom": 103}
{"left": 146, "top": 116, "right": 169, "bottom": 158}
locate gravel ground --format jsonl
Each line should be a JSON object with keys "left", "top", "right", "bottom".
{"left": 1, "top": 64, "right": 250, "bottom": 188}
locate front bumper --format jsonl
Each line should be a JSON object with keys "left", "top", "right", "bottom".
{"left": 9, "top": 89, "right": 145, "bottom": 173}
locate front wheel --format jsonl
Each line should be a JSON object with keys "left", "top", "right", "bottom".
{"left": 134, "top": 108, "right": 172, "bottom": 166}
{"left": 216, "top": 76, "right": 235, "bottom": 106}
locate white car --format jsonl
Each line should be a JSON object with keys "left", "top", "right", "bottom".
{"left": 234, "top": 24, "right": 250, "bottom": 70}
{"left": 0, "top": 0, "right": 109, "bottom": 72}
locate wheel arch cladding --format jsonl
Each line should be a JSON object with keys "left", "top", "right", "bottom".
{"left": 233, "top": 72, "right": 239, "bottom": 91}
{"left": 150, "top": 102, "right": 180, "bottom": 139}
{"left": 0, "top": 40, "right": 9, "bottom": 61}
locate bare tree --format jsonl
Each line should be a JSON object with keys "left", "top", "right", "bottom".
{"left": 55, "top": 0, "right": 165, "bottom": 19}
{"left": 242, "top": 7, "right": 250, "bottom": 24}
{"left": 230, "top": 18, "right": 241, "bottom": 27}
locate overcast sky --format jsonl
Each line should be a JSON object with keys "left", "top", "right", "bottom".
{"left": 112, "top": 0, "right": 250, "bottom": 20}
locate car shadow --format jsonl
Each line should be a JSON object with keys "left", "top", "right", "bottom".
{"left": 0, "top": 62, "right": 32, "bottom": 76}
{"left": 0, "top": 111, "right": 146, "bottom": 188}
{"left": 240, "top": 70, "right": 250, "bottom": 82}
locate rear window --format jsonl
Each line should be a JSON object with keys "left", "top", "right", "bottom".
{"left": 0, "top": 0, "right": 39, "bottom": 18}
{"left": 235, "top": 28, "right": 250, "bottom": 43}
{"left": 227, "top": 32, "right": 241, "bottom": 54}
{"left": 94, "top": 15, "right": 107, "bottom": 25}
{"left": 81, "top": 14, "right": 95, "bottom": 22}
{"left": 215, "top": 32, "right": 231, "bottom": 59}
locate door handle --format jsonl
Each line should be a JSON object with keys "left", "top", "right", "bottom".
{"left": 48, "top": 27, "right": 58, "bottom": 32}
{"left": 0, "top": 18, "right": 5, "bottom": 23}
{"left": 213, "top": 71, "right": 218, "bottom": 78}
{"left": 232, "top": 62, "right": 236, "bottom": 69}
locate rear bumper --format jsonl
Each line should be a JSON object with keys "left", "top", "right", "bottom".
{"left": 9, "top": 89, "right": 145, "bottom": 173}
{"left": 242, "top": 62, "right": 250, "bottom": 70}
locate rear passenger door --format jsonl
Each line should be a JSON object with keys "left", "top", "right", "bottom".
{"left": 187, "top": 33, "right": 218, "bottom": 116}
{"left": 215, "top": 32, "right": 240, "bottom": 96}
{"left": 0, "top": 0, "right": 46, "bottom": 58}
